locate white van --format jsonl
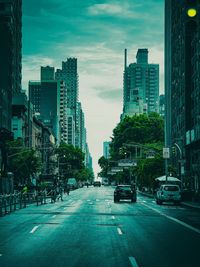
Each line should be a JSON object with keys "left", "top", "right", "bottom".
{"left": 156, "top": 184, "right": 181, "bottom": 205}
{"left": 67, "top": 178, "right": 78, "bottom": 190}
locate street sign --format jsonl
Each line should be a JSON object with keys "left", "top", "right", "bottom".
{"left": 111, "top": 167, "right": 123, "bottom": 172}
{"left": 118, "top": 159, "right": 137, "bottom": 167}
{"left": 107, "top": 171, "right": 116, "bottom": 175}
{"left": 163, "top": 148, "right": 170, "bottom": 159}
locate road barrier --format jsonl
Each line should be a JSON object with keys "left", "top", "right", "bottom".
{"left": 0, "top": 190, "right": 47, "bottom": 217}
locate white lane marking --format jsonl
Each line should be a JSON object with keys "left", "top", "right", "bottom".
{"left": 96, "top": 199, "right": 100, "bottom": 202}
{"left": 30, "top": 226, "right": 39, "bottom": 234}
{"left": 141, "top": 203, "right": 200, "bottom": 234}
{"left": 0, "top": 254, "right": 2, "bottom": 257}
{"left": 112, "top": 216, "right": 115, "bottom": 220}
{"left": 52, "top": 215, "right": 57, "bottom": 218}
{"left": 129, "top": 257, "right": 139, "bottom": 267}
{"left": 117, "top": 227, "right": 123, "bottom": 235}
{"left": 142, "top": 200, "right": 146, "bottom": 203}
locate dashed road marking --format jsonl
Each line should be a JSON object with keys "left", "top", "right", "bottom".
{"left": 129, "top": 257, "right": 139, "bottom": 267}
{"left": 141, "top": 202, "right": 200, "bottom": 235}
{"left": 117, "top": 227, "right": 123, "bottom": 235}
{"left": 142, "top": 200, "right": 146, "bottom": 203}
{"left": 52, "top": 215, "right": 57, "bottom": 218}
{"left": 112, "top": 216, "right": 115, "bottom": 220}
{"left": 0, "top": 254, "right": 2, "bottom": 257}
{"left": 30, "top": 225, "right": 39, "bottom": 234}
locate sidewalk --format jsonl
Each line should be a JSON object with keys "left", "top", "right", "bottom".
{"left": 138, "top": 190, "right": 200, "bottom": 211}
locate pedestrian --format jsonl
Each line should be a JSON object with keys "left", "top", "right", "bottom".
{"left": 57, "top": 185, "right": 63, "bottom": 201}
{"left": 22, "top": 185, "right": 28, "bottom": 194}
{"left": 51, "top": 186, "right": 57, "bottom": 203}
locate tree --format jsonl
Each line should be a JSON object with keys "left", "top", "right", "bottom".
{"left": 7, "top": 139, "right": 42, "bottom": 185}
{"left": 56, "top": 143, "right": 93, "bottom": 181}
{"left": 98, "top": 156, "right": 109, "bottom": 177}
{"left": 109, "top": 113, "right": 164, "bottom": 159}
{"left": 98, "top": 113, "right": 165, "bottom": 188}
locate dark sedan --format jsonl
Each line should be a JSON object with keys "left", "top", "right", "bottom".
{"left": 114, "top": 185, "right": 137, "bottom": 203}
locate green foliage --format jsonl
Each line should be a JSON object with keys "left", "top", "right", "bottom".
{"left": 134, "top": 156, "right": 164, "bottom": 189}
{"left": 75, "top": 168, "right": 94, "bottom": 182}
{"left": 56, "top": 143, "right": 93, "bottom": 181}
{"left": 110, "top": 113, "right": 164, "bottom": 159}
{"left": 7, "top": 139, "right": 42, "bottom": 184}
{"left": 98, "top": 113, "right": 165, "bottom": 188}
{"left": 98, "top": 156, "right": 109, "bottom": 177}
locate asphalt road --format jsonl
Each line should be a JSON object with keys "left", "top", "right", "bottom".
{"left": 0, "top": 186, "right": 200, "bottom": 267}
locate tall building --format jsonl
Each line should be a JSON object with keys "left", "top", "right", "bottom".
{"left": 122, "top": 49, "right": 159, "bottom": 118}
{"left": 28, "top": 81, "right": 41, "bottom": 114}
{"left": 55, "top": 58, "right": 79, "bottom": 144}
{"left": 55, "top": 58, "right": 78, "bottom": 110}
{"left": 103, "top": 141, "right": 111, "bottom": 159}
{"left": 41, "top": 66, "right": 55, "bottom": 81}
{"left": 165, "top": 0, "right": 200, "bottom": 193}
{"left": 66, "top": 108, "right": 75, "bottom": 146}
{"left": 0, "top": 0, "right": 22, "bottom": 130}
{"left": 29, "top": 80, "right": 61, "bottom": 143}
{"left": 159, "top": 94, "right": 165, "bottom": 117}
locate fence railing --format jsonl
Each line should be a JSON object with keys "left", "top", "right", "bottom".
{"left": 0, "top": 190, "right": 48, "bottom": 217}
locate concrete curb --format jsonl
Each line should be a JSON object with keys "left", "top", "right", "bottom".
{"left": 181, "top": 202, "right": 200, "bottom": 211}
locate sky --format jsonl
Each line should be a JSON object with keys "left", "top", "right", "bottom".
{"left": 22, "top": 0, "right": 164, "bottom": 176}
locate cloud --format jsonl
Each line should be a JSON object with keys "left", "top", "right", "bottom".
{"left": 97, "top": 88, "right": 122, "bottom": 101}
{"left": 88, "top": 3, "right": 130, "bottom": 17}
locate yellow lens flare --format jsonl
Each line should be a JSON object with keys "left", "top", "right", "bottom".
{"left": 187, "top": 8, "right": 197, "bottom": 17}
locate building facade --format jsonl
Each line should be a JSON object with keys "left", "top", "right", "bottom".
{"left": 29, "top": 80, "right": 61, "bottom": 143}
{"left": 165, "top": 0, "right": 200, "bottom": 194}
{"left": 103, "top": 141, "right": 111, "bottom": 159}
{"left": 122, "top": 49, "right": 159, "bottom": 118}
{"left": 0, "top": 0, "right": 22, "bottom": 131}
{"left": 41, "top": 66, "right": 55, "bottom": 81}
{"left": 55, "top": 58, "right": 79, "bottom": 144}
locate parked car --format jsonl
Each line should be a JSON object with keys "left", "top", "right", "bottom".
{"left": 93, "top": 181, "right": 101, "bottom": 187}
{"left": 114, "top": 185, "right": 137, "bottom": 203}
{"left": 156, "top": 184, "right": 181, "bottom": 205}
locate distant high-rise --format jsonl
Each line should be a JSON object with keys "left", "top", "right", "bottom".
{"left": 41, "top": 66, "right": 55, "bottom": 81}
{"left": 122, "top": 49, "right": 159, "bottom": 118}
{"left": 165, "top": 0, "right": 200, "bottom": 190}
{"left": 159, "top": 94, "right": 165, "bottom": 117}
{"left": 103, "top": 141, "right": 111, "bottom": 159}
{"left": 55, "top": 58, "right": 79, "bottom": 145}
{"left": 0, "top": 0, "right": 22, "bottom": 130}
{"left": 29, "top": 80, "right": 62, "bottom": 143}
{"left": 55, "top": 58, "right": 78, "bottom": 110}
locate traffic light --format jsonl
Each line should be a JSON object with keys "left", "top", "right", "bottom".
{"left": 187, "top": 8, "right": 197, "bottom": 17}
{"left": 171, "top": 146, "right": 177, "bottom": 156}
{"left": 186, "top": 0, "right": 197, "bottom": 17}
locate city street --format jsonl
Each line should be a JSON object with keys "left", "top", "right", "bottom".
{"left": 0, "top": 186, "right": 200, "bottom": 267}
